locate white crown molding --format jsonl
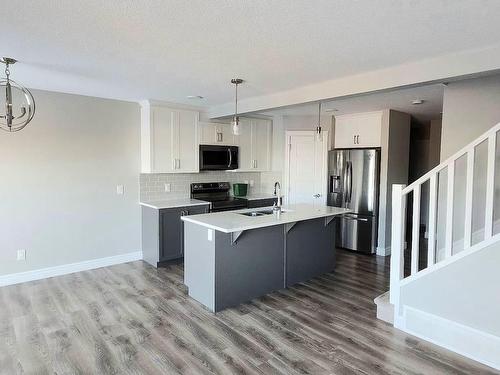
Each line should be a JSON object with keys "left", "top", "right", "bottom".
{"left": 140, "top": 99, "right": 207, "bottom": 112}
{"left": 0, "top": 251, "right": 143, "bottom": 287}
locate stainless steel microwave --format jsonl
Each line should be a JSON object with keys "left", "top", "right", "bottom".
{"left": 199, "top": 145, "right": 239, "bottom": 170}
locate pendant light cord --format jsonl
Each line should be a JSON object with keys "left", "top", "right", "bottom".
{"left": 235, "top": 82, "right": 238, "bottom": 118}
{"left": 4, "top": 61, "right": 10, "bottom": 82}
{"left": 316, "top": 101, "right": 322, "bottom": 135}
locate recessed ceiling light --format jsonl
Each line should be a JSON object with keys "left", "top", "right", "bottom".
{"left": 324, "top": 108, "right": 339, "bottom": 112}
{"left": 412, "top": 99, "right": 425, "bottom": 105}
{"left": 187, "top": 95, "right": 204, "bottom": 99}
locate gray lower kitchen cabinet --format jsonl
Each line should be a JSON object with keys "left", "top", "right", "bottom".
{"left": 142, "top": 204, "right": 210, "bottom": 267}
{"left": 247, "top": 198, "right": 278, "bottom": 208}
{"left": 160, "top": 205, "right": 209, "bottom": 262}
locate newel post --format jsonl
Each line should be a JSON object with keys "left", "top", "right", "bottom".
{"left": 390, "top": 184, "right": 406, "bottom": 313}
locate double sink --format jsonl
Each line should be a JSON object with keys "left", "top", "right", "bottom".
{"left": 239, "top": 208, "right": 292, "bottom": 217}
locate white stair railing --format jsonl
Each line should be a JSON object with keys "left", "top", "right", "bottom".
{"left": 390, "top": 122, "right": 500, "bottom": 313}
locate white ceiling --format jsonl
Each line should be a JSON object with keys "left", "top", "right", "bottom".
{"left": 257, "top": 84, "right": 445, "bottom": 123}
{"left": 2, "top": 1, "right": 500, "bottom": 107}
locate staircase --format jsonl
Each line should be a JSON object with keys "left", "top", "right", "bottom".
{"left": 387, "top": 122, "right": 500, "bottom": 371}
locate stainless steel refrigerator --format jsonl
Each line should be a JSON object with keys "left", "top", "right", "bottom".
{"left": 327, "top": 148, "right": 380, "bottom": 254}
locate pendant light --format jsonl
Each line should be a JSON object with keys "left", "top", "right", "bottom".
{"left": 0, "top": 57, "right": 35, "bottom": 132}
{"left": 231, "top": 78, "right": 243, "bottom": 135}
{"left": 316, "top": 101, "right": 323, "bottom": 141}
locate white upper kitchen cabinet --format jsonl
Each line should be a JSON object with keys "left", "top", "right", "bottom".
{"left": 237, "top": 118, "right": 254, "bottom": 170}
{"left": 199, "top": 122, "right": 236, "bottom": 145}
{"left": 235, "top": 118, "right": 272, "bottom": 171}
{"left": 141, "top": 102, "right": 199, "bottom": 173}
{"left": 334, "top": 111, "right": 383, "bottom": 148}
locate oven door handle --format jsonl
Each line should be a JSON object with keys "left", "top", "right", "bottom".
{"left": 228, "top": 148, "right": 232, "bottom": 168}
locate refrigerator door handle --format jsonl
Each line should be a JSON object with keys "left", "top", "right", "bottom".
{"left": 342, "top": 164, "right": 348, "bottom": 204}
{"left": 347, "top": 161, "right": 353, "bottom": 203}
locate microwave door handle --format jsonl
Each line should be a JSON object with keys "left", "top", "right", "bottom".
{"left": 228, "top": 148, "right": 232, "bottom": 168}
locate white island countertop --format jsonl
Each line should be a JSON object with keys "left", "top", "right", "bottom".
{"left": 244, "top": 194, "right": 280, "bottom": 201}
{"left": 181, "top": 204, "right": 351, "bottom": 233}
{"left": 140, "top": 199, "right": 209, "bottom": 210}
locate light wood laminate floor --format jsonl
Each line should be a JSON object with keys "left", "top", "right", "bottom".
{"left": 0, "top": 250, "right": 497, "bottom": 374}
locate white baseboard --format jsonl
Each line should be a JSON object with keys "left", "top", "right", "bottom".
{"left": 376, "top": 246, "right": 391, "bottom": 256}
{"left": 0, "top": 251, "right": 143, "bottom": 287}
{"left": 399, "top": 305, "right": 500, "bottom": 371}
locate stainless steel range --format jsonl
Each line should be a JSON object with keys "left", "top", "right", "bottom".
{"left": 191, "top": 182, "right": 248, "bottom": 212}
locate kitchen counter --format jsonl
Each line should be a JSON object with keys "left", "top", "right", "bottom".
{"left": 183, "top": 203, "right": 350, "bottom": 312}
{"left": 181, "top": 204, "right": 350, "bottom": 233}
{"left": 243, "top": 194, "right": 280, "bottom": 201}
{"left": 140, "top": 199, "right": 209, "bottom": 210}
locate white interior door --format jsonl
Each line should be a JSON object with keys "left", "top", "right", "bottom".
{"left": 285, "top": 131, "right": 328, "bottom": 206}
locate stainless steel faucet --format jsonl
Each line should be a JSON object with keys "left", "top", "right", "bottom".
{"left": 273, "top": 182, "right": 282, "bottom": 213}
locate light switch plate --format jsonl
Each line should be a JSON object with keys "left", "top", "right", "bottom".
{"left": 207, "top": 229, "right": 213, "bottom": 241}
{"left": 116, "top": 185, "right": 124, "bottom": 195}
{"left": 164, "top": 183, "right": 171, "bottom": 192}
{"left": 17, "top": 249, "right": 26, "bottom": 261}
{"left": 249, "top": 180, "right": 254, "bottom": 187}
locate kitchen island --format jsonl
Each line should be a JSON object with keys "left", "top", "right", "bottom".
{"left": 181, "top": 204, "right": 350, "bottom": 312}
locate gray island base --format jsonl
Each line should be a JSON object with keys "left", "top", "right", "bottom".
{"left": 182, "top": 204, "right": 350, "bottom": 312}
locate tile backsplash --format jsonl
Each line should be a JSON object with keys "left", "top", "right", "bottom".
{"left": 140, "top": 172, "right": 262, "bottom": 201}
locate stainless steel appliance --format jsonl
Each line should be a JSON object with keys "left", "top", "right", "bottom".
{"left": 191, "top": 182, "right": 247, "bottom": 212}
{"left": 199, "top": 145, "right": 238, "bottom": 170}
{"left": 327, "top": 148, "right": 380, "bottom": 254}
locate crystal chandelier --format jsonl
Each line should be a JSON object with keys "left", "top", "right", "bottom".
{"left": 231, "top": 78, "right": 243, "bottom": 135}
{"left": 0, "top": 57, "right": 35, "bottom": 132}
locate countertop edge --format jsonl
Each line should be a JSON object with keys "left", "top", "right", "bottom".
{"left": 140, "top": 200, "right": 210, "bottom": 210}
{"left": 243, "top": 195, "right": 280, "bottom": 201}
{"left": 181, "top": 209, "right": 350, "bottom": 233}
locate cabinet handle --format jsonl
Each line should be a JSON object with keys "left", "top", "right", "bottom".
{"left": 353, "top": 135, "right": 356, "bottom": 144}
{"left": 173, "top": 158, "right": 180, "bottom": 169}
{"left": 356, "top": 135, "right": 360, "bottom": 144}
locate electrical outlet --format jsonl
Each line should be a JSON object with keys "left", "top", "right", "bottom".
{"left": 164, "top": 183, "right": 171, "bottom": 192}
{"left": 249, "top": 180, "right": 254, "bottom": 187}
{"left": 116, "top": 185, "right": 124, "bottom": 195}
{"left": 17, "top": 249, "right": 26, "bottom": 261}
{"left": 244, "top": 180, "right": 249, "bottom": 184}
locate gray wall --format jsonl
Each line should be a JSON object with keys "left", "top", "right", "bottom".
{"left": 378, "top": 110, "right": 411, "bottom": 253}
{"left": 441, "top": 74, "right": 500, "bottom": 159}
{"left": 436, "top": 75, "right": 500, "bottom": 256}
{"left": 0, "top": 89, "right": 141, "bottom": 276}
{"left": 429, "top": 119, "right": 442, "bottom": 168}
